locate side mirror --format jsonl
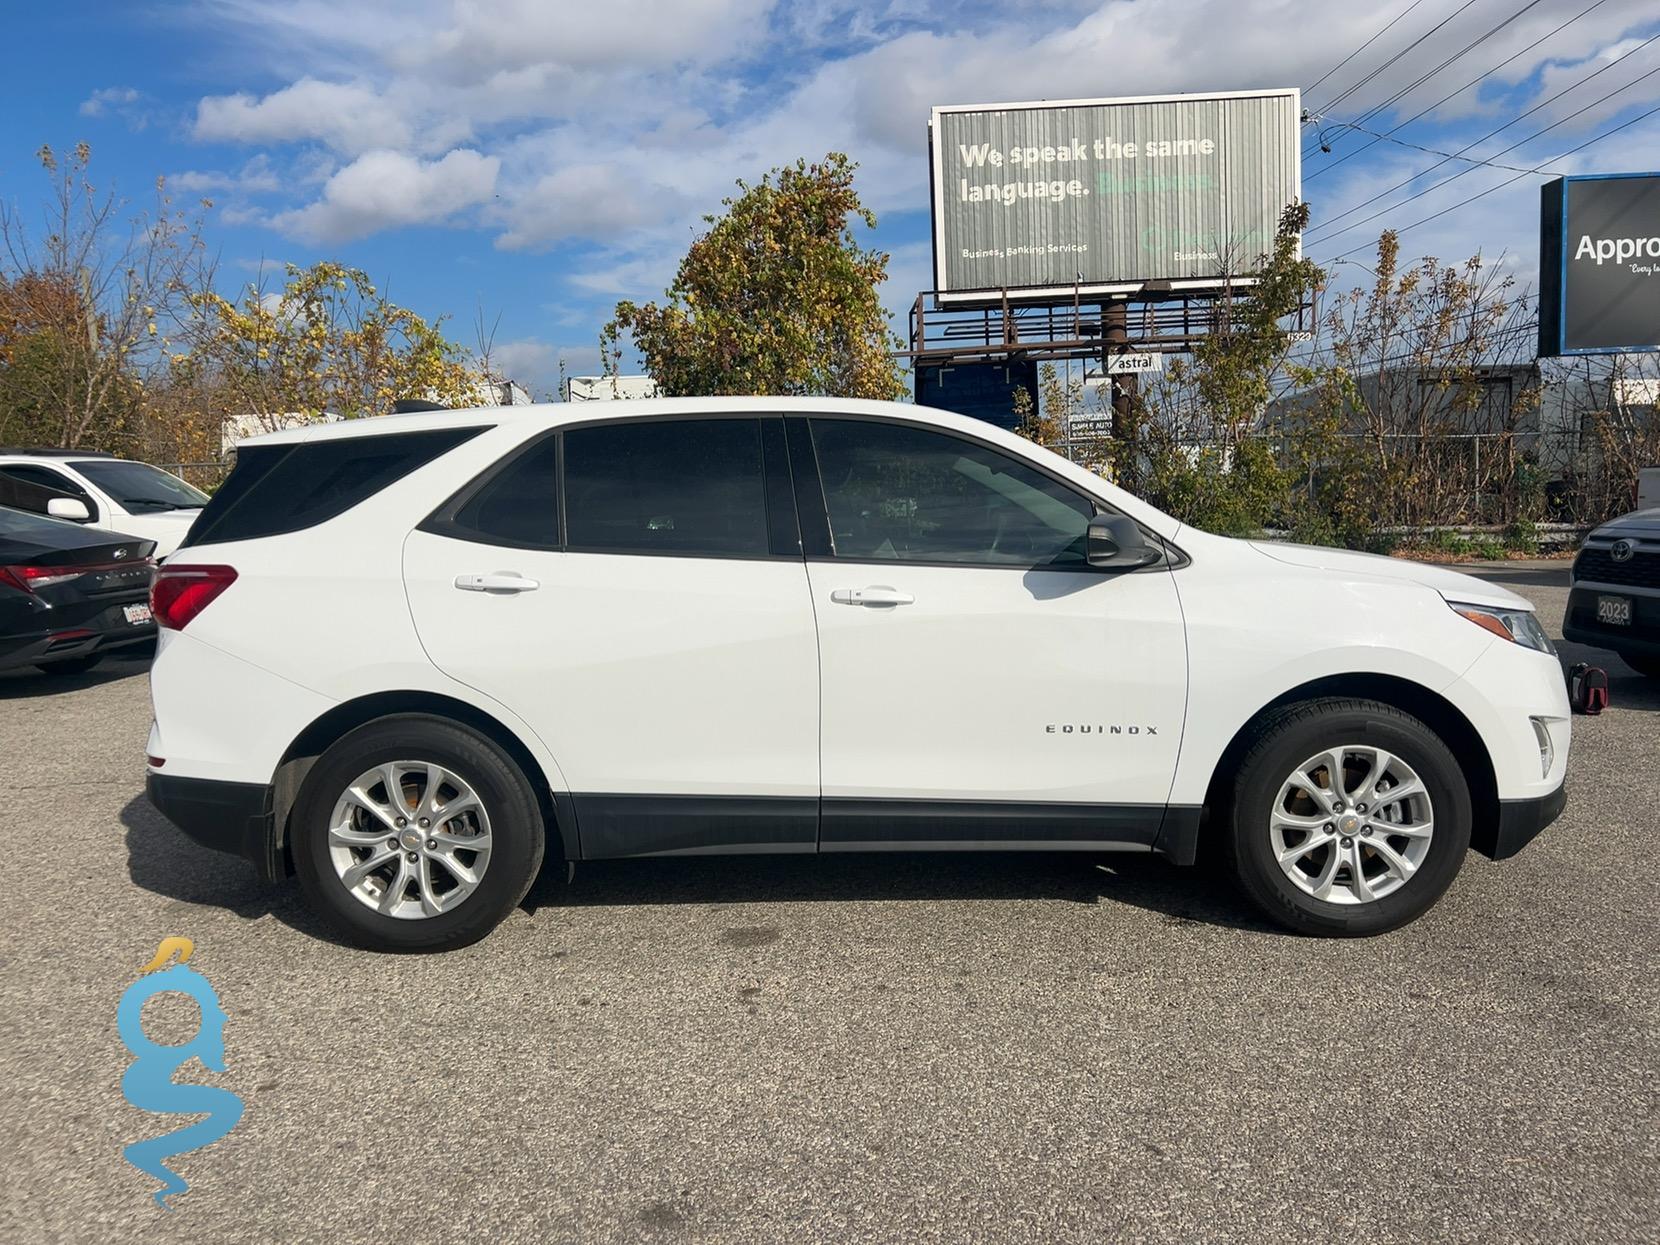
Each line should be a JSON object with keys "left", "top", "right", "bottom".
{"left": 1086, "top": 513, "right": 1160, "bottom": 570}
{"left": 47, "top": 497, "right": 92, "bottom": 522}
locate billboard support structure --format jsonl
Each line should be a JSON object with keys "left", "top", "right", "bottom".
{"left": 900, "top": 284, "right": 1315, "bottom": 364}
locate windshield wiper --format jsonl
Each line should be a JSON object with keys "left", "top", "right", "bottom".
{"left": 121, "top": 497, "right": 205, "bottom": 511}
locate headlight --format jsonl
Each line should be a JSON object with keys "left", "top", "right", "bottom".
{"left": 1449, "top": 601, "right": 1557, "bottom": 655}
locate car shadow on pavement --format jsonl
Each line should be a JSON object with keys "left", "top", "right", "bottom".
{"left": 118, "top": 793, "right": 346, "bottom": 945}
{"left": 529, "top": 849, "right": 1287, "bottom": 935}
{"left": 0, "top": 649, "right": 154, "bottom": 698}
{"left": 120, "top": 789, "right": 1284, "bottom": 938}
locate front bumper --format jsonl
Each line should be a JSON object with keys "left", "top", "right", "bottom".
{"left": 146, "top": 771, "right": 281, "bottom": 880}
{"left": 1564, "top": 586, "right": 1660, "bottom": 659}
{"left": 1475, "top": 782, "right": 1568, "bottom": 861}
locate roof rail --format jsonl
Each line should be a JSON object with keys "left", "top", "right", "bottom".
{"left": 392, "top": 399, "right": 449, "bottom": 414}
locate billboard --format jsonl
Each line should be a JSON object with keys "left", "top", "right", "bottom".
{"left": 1539, "top": 173, "right": 1660, "bottom": 356}
{"left": 914, "top": 360, "right": 1038, "bottom": 431}
{"left": 929, "top": 89, "right": 1301, "bottom": 304}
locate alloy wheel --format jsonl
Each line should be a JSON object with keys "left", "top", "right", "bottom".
{"left": 326, "top": 760, "right": 493, "bottom": 919}
{"left": 1269, "top": 745, "right": 1435, "bottom": 905}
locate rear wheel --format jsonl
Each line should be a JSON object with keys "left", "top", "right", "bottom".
{"left": 37, "top": 654, "right": 102, "bottom": 676}
{"left": 1620, "top": 653, "right": 1660, "bottom": 679}
{"left": 292, "top": 716, "right": 545, "bottom": 952}
{"left": 1225, "top": 698, "right": 1471, "bottom": 937}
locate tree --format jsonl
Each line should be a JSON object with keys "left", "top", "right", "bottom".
{"left": 604, "top": 153, "right": 905, "bottom": 399}
{"left": 1290, "top": 229, "right": 1539, "bottom": 532}
{"left": 1180, "top": 201, "right": 1326, "bottom": 447}
{"left": 0, "top": 143, "right": 210, "bottom": 449}
{"left": 1115, "top": 203, "right": 1326, "bottom": 533}
{"left": 178, "top": 262, "right": 478, "bottom": 428}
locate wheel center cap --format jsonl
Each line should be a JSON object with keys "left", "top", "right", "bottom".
{"left": 1339, "top": 814, "right": 1362, "bottom": 835}
{"left": 399, "top": 829, "right": 423, "bottom": 850}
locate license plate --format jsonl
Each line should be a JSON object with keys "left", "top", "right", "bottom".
{"left": 1596, "top": 595, "right": 1632, "bottom": 626}
{"left": 123, "top": 603, "right": 152, "bottom": 626}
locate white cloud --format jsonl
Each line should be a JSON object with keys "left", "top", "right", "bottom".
{"left": 167, "top": 154, "right": 282, "bottom": 195}
{"left": 486, "top": 337, "right": 562, "bottom": 394}
{"left": 269, "top": 148, "right": 501, "bottom": 242}
{"left": 79, "top": 86, "right": 149, "bottom": 129}
{"left": 567, "top": 252, "right": 682, "bottom": 297}
{"left": 194, "top": 78, "right": 412, "bottom": 154}
{"left": 495, "top": 162, "right": 694, "bottom": 250}
{"left": 182, "top": 0, "right": 1660, "bottom": 293}
{"left": 405, "top": 0, "right": 775, "bottom": 75}
{"left": 79, "top": 86, "right": 142, "bottom": 116}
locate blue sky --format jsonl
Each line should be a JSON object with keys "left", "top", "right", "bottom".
{"left": 3, "top": 1, "right": 1658, "bottom": 396}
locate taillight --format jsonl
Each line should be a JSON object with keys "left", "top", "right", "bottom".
{"left": 150, "top": 564, "right": 238, "bottom": 630}
{"left": 0, "top": 564, "right": 86, "bottom": 591}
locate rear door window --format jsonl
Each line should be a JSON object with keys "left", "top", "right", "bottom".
{"left": 426, "top": 434, "right": 560, "bottom": 549}
{"left": 561, "top": 419, "right": 771, "bottom": 557}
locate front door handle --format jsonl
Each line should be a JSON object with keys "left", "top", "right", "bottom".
{"left": 455, "top": 572, "right": 539, "bottom": 594}
{"left": 830, "top": 586, "right": 914, "bottom": 607}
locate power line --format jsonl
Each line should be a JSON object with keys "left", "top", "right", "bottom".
{"left": 1306, "top": 42, "right": 1660, "bottom": 245}
{"left": 1321, "top": 99, "right": 1660, "bottom": 262}
{"left": 1322, "top": 121, "right": 1555, "bottom": 173}
{"left": 1308, "top": 32, "right": 1659, "bottom": 238}
{"left": 1306, "top": 0, "right": 1606, "bottom": 181}
{"left": 1310, "top": 0, "right": 1484, "bottom": 120}
{"left": 1307, "top": 0, "right": 1550, "bottom": 167}
{"left": 1305, "top": 0, "right": 1433, "bottom": 98}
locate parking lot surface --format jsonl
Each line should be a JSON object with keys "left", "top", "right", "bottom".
{"left": 2, "top": 563, "right": 1656, "bottom": 1243}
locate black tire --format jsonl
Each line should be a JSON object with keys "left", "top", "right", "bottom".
{"left": 1225, "top": 697, "right": 1471, "bottom": 937}
{"left": 37, "top": 654, "right": 102, "bottom": 676}
{"left": 1619, "top": 653, "right": 1660, "bottom": 679}
{"left": 291, "top": 715, "right": 546, "bottom": 952}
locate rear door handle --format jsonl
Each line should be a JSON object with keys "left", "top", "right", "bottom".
{"left": 830, "top": 586, "right": 914, "bottom": 607}
{"left": 454, "top": 572, "right": 539, "bottom": 594}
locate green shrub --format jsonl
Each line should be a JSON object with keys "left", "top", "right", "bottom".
{"left": 1503, "top": 519, "right": 1539, "bottom": 556}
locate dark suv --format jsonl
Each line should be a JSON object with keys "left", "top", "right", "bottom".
{"left": 1565, "top": 508, "right": 1660, "bottom": 678}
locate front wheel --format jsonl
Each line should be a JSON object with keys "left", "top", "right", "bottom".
{"left": 291, "top": 716, "right": 546, "bottom": 952}
{"left": 1225, "top": 698, "right": 1471, "bottom": 937}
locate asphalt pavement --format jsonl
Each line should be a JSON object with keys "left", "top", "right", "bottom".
{"left": 2, "top": 562, "right": 1656, "bottom": 1243}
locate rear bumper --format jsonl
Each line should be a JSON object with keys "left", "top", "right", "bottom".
{"left": 1474, "top": 782, "right": 1568, "bottom": 861}
{"left": 0, "top": 621, "right": 154, "bottom": 671}
{"left": 146, "top": 770, "right": 281, "bottom": 880}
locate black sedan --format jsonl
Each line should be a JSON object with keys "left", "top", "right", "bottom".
{"left": 0, "top": 505, "right": 156, "bottom": 676}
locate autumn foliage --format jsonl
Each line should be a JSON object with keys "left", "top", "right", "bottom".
{"left": 604, "top": 153, "right": 905, "bottom": 400}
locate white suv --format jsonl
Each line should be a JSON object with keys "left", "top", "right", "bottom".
{"left": 144, "top": 399, "right": 1570, "bottom": 951}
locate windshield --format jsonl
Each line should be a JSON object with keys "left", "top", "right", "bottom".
{"left": 71, "top": 460, "right": 209, "bottom": 511}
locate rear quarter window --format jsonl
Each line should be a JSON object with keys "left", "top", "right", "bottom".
{"left": 183, "top": 426, "right": 487, "bottom": 548}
